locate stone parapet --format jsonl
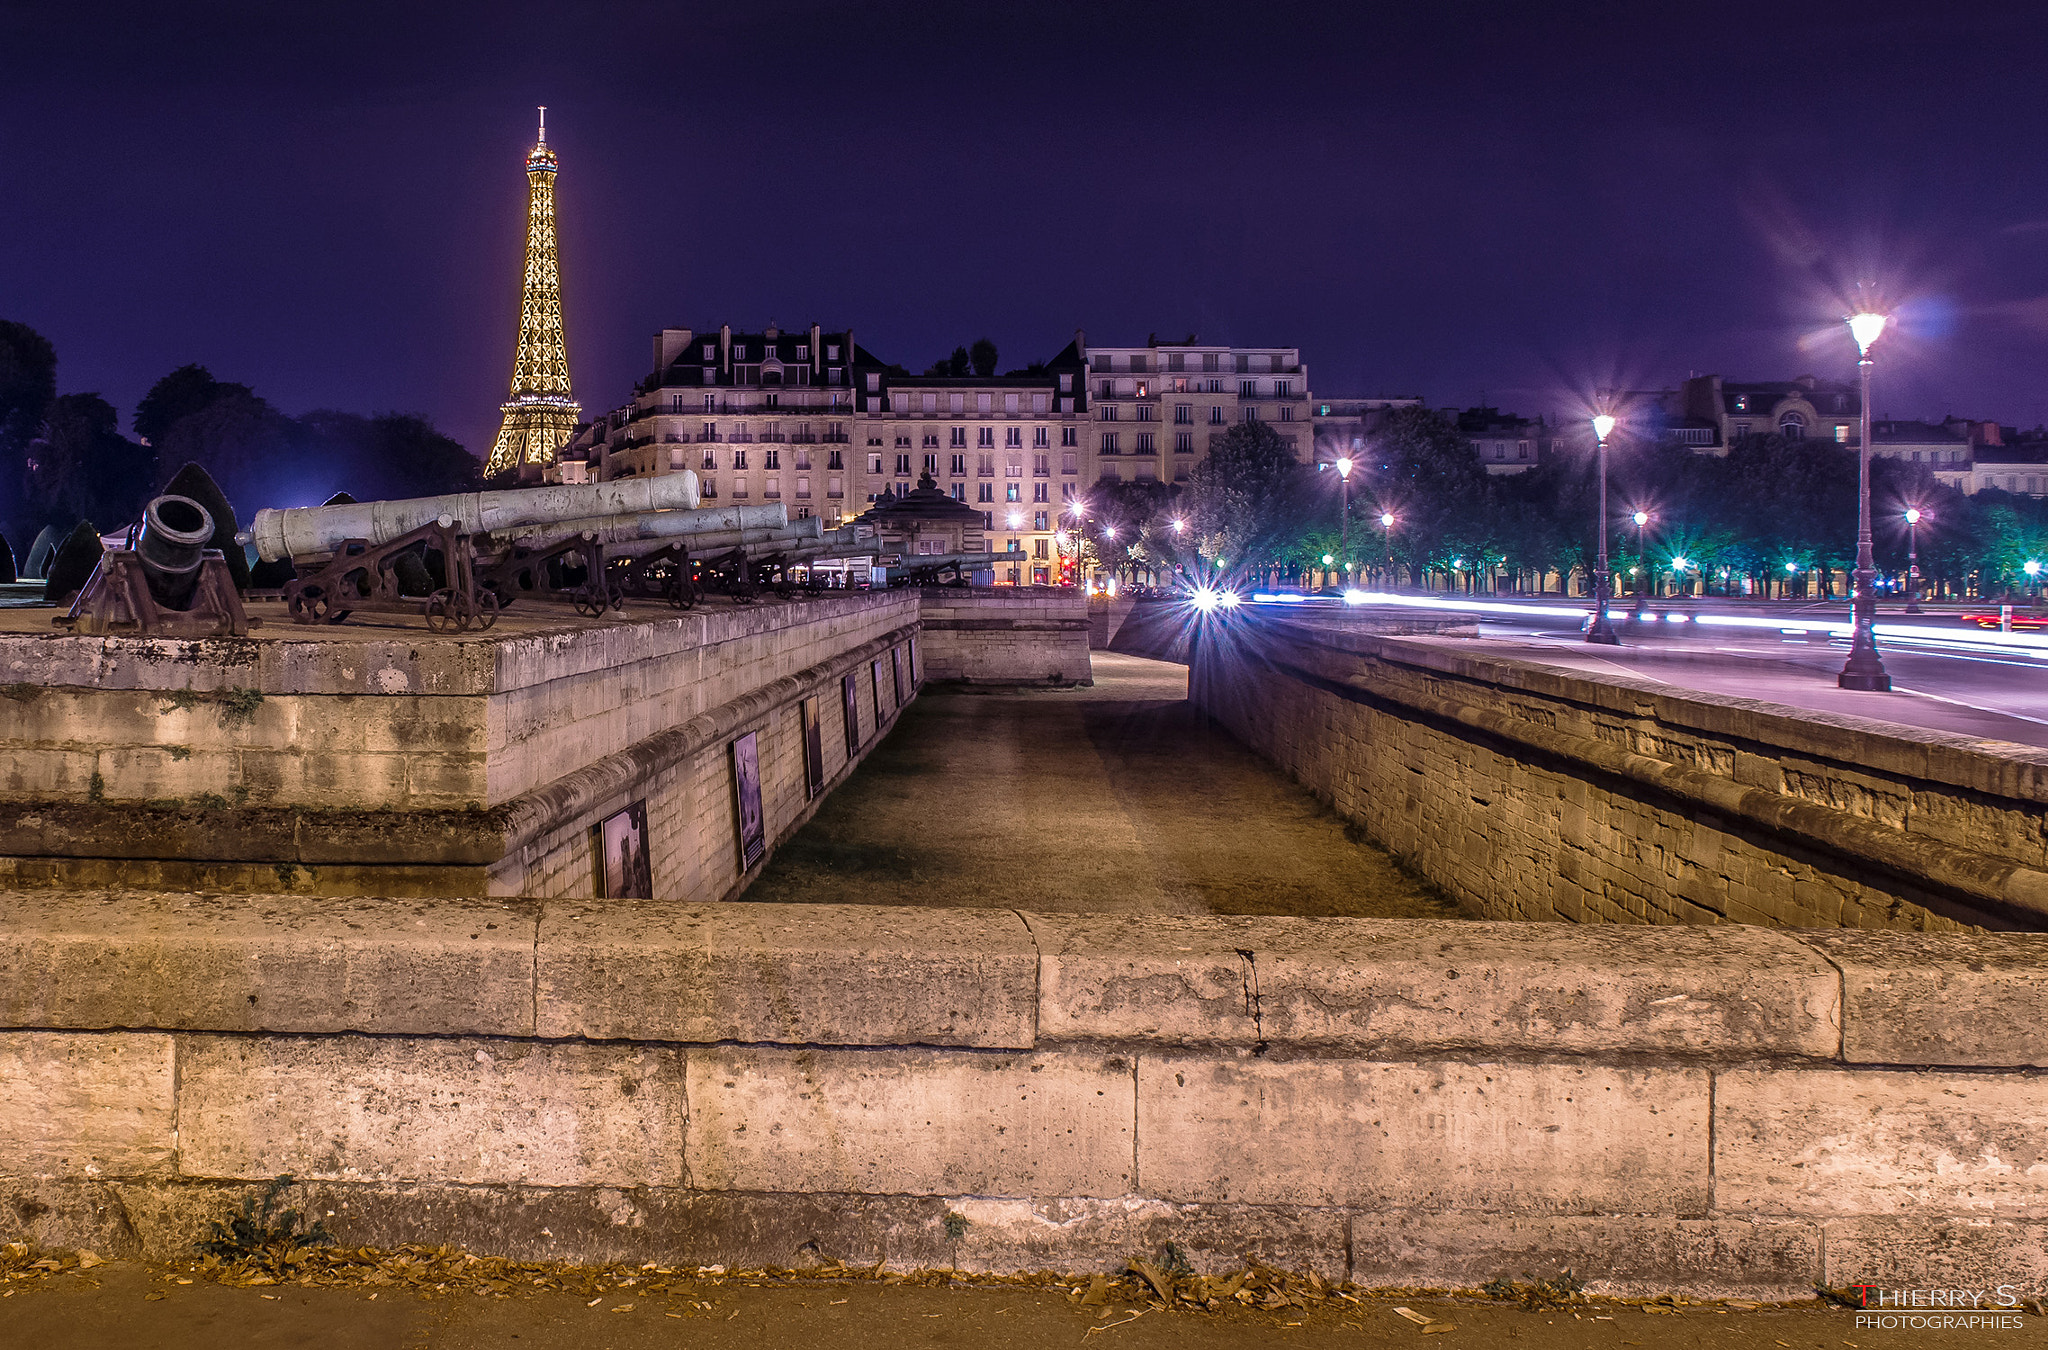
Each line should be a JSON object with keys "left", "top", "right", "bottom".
{"left": 916, "top": 588, "right": 1090, "bottom": 685}
{"left": 1189, "top": 610, "right": 2048, "bottom": 932}
{"left": 0, "top": 597, "right": 921, "bottom": 899}
{"left": 3, "top": 897, "right": 2045, "bottom": 1295}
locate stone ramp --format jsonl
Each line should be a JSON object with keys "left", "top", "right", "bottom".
{"left": 741, "top": 652, "right": 1455, "bottom": 917}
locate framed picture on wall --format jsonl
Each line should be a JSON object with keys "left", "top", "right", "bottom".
{"left": 841, "top": 671, "right": 861, "bottom": 756}
{"left": 597, "top": 799, "right": 653, "bottom": 899}
{"left": 799, "top": 696, "right": 825, "bottom": 798}
{"left": 872, "top": 658, "right": 888, "bottom": 722}
{"left": 890, "top": 646, "right": 905, "bottom": 704}
{"left": 732, "top": 731, "right": 766, "bottom": 871}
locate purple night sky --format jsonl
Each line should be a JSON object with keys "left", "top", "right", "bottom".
{"left": 6, "top": 1, "right": 2048, "bottom": 467}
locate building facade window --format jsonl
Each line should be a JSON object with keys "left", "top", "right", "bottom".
{"left": 977, "top": 483, "right": 994, "bottom": 502}
{"left": 950, "top": 454, "right": 966, "bottom": 476}
{"left": 1032, "top": 483, "right": 1048, "bottom": 502}
{"left": 1061, "top": 427, "right": 1078, "bottom": 446}
{"left": 977, "top": 427, "right": 995, "bottom": 448}
{"left": 1209, "top": 407, "right": 1224, "bottom": 425}
{"left": 1174, "top": 432, "right": 1193, "bottom": 453}
{"left": 1101, "top": 433, "right": 1120, "bottom": 453}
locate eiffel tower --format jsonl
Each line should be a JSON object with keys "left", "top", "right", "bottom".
{"left": 485, "top": 108, "right": 581, "bottom": 479}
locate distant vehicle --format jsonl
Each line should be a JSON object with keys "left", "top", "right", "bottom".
{"left": 1961, "top": 610, "right": 2048, "bottom": 631}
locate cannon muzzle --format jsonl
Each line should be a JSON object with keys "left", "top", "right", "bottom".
{"left": 135, "top": 495, "right": 216, "bottom": 608}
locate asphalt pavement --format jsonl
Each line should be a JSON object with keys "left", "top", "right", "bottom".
{"left": 1277, "top": 593, "right": 2048, "bottom": 750}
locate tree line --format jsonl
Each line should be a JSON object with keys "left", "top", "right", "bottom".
{"left": 1078, "top": 409, "right": 2048, "bottom": 601}
{"left": 0, "top": 319, "right": 480, "bottom": 561}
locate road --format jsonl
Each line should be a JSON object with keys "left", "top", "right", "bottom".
{"left": 1230, "top": 592, "right": 2048, "bottom": 750}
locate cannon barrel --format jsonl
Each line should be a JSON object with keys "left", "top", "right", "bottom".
{"left": 496, "top": 502, "right": 791, "bottom": 552}
{"left": 134, "top": 494, "right": 216, "bottom": 608}
{"left": 599, "top": 518, "right": 823, "bottom": 563}
{"left": 241, "top": 473, "right": 703, "bottom": 562}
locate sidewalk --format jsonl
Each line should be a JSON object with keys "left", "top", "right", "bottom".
{"left": 13, "top": 1257, "right": 2033, "bottom": 1349}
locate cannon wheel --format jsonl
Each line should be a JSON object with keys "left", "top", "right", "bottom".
{"left": 571, "top": 581, "right": 610, "bottom": 618}
{"left": 424, "top": 588, "right": 468, "bottom": 633}
{"left": 663, "top": 569, "right": 698, "bottom": 610}
{"left": 285, "top": 580, "right": 349, "bottom": 626}
{"left": 474, "top": 590, "right": 499, "bottom": 630}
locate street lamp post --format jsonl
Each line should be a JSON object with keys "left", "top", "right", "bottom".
{"left": 1839, "top": 312, "right": 1892, "bottom": 691}
{"left": 1380, "top": 511, "right": 1395, "bottom": 590}
{"left": 1335, "top": 457, "right": 1354, "bottom": 585}
{"left": 1630, "top": 510, "right": 1651, "bottom": 617}
{"left": 1587, "top": 415, "right": 1620, "bottom": 645}
{"left": 1904, "top": 508, "right": 1923, "bottom": 613}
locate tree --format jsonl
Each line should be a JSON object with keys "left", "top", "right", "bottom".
{"left": 0, "top": 320, "right": 58, "bottom": 542}
{"left": 947, "top": 346, "right": 972, "bottom": 378}
{"left": 149, "top": 386, "right": 294, "bottom": 515}
{"left": 969, "top": 338, "right": 998, "bottom": 378}
{"left": 136, "top": 364, "right": 253, "bottom": 447}
{"left": 23, "top": 393, "right": 155, "bottom": 531}
{"left": 1183, "top": 421, "right": 1312, "bottom": 582}
{"left": 297, "top": 411, "right": 482, "bottom": 501}
{"left": 1363, "top": 407, "right": 1486, "bottom": 584}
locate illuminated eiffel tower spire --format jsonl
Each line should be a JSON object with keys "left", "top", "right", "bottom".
{"left": 485, "top": 107, "right": 580, "bottom": 478}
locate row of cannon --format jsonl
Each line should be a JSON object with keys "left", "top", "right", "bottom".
{"left": 55, "top": 468, "right": 1016, "bottom": 637}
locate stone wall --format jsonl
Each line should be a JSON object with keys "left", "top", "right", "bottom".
{"left": 916, "top": 588, "right": 1090, "bottom": 685}
{"left": 0, "top": 596, "right": 919, "bottom": 899}
{"left": 1, "top": 895, "right": 2043, "bottom": 1296}
{"left": 1190, "top": 612, "right": 2048, "bottom": 932}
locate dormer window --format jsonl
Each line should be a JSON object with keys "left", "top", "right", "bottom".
{"left": 826, "top": 344, "right": 840, "bottom": 359}
{"left": 796, "top": 345, "right": 809, "bottom": 359}
{"left": 703, "top": 343, "right": 716, "bottom": 358}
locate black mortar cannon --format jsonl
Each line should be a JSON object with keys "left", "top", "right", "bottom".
{"left": 55, "top": 494, "right": 252, "bottom": 637}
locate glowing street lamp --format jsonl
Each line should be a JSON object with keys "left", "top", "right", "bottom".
{"left": 1586, "top": 414, "right": 1620, "bottom": 644}
{"left": 1170, "top": 517, "right": 1186, "bottom": 533}
{"left": 1334, "top": 456, "right": 1355, "bottom": 582}
{"left": 2029, "top": 558, "right": 2043, "bottom": 602}
{"left": 1379, "top": 511, "right": 1396, "bottom": 587}
{"left": 1839, "top": 310, "right": 1892, "bottom": 691}
{"left": 1630, "top": 510, "right": 1653, "bottom": 616}
{"left": 1904, "top": 507, "right": 1924, "bottom": 613}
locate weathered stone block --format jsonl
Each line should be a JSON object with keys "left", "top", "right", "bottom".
{"left": 538, "top": 902, "right": 1036, "bottom": 1048}
{"left": 1034, "top": 914, "right": 1838, "bottom": 1058}
{"left": 1715, "top": 1068, "right": 2048, "bottom": 1217}
{"left": 1796, "top": 930, "right": 2048, "bottom": 1067}
{"left": 949, "top": 1197, "right": 1349, "bottom": 1281}
{"left": 1347, "top": 1212, "right": 1822, "bottom": 1298}
{"left": 177, "top": 1035, "right": 685, "bottom": 1187}
{"left": 0, "top": 1031, "right": 175, "bottom": 1178}
{"left": 1139, "top": 1055, "right": 1708, "bottom": 1210}
{"left": 1821, "top": 1216, "right": 2048, "bottom": 1293}
{"left": 0, "top": 891, "right": 535, "bottom": 1035}
{"left": 686, "top": 1047, "right": 1133, "bottom": 1197}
